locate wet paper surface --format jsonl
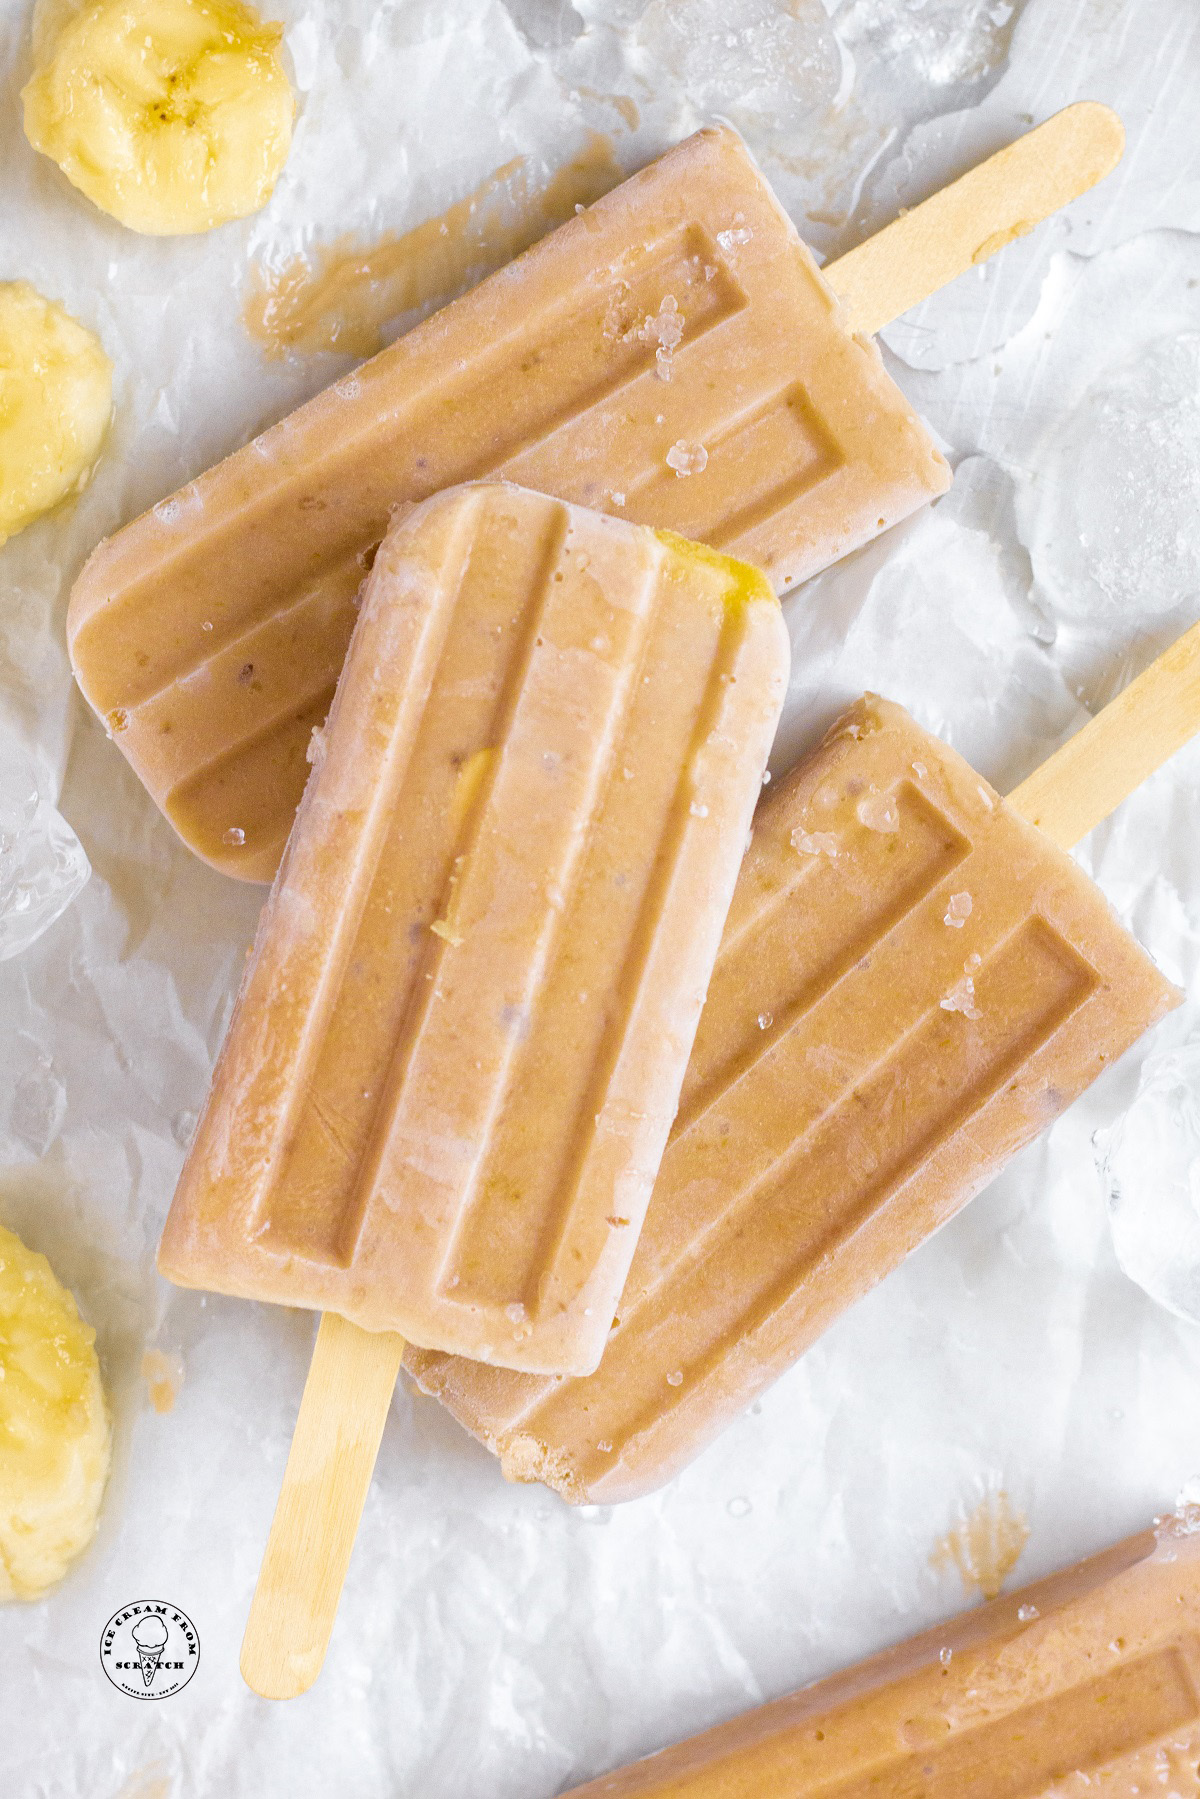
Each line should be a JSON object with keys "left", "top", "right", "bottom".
{"left": 2, "top": 0, "right": 1200, "bottom": 1793}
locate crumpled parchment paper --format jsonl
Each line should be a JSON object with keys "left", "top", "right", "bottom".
{"left": 2, "top": 0, "right": 1199, "bottom": 1793}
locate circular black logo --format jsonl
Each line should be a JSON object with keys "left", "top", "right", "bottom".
{"left": 100, "top": 1602, "right": 199, "bottom": 1700}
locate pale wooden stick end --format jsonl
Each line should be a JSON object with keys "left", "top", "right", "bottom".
{"left": 825, "top": 101, "right": 1126, "bottom": 336}
{"left": 1007, "top": 620, "right": 1200, "bottom": 848}
{"left": 240, "top": 1312, "right": 407, "bottom": 1700}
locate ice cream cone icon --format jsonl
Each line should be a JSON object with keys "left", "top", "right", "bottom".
{"left": 131, "top": 1615, "right": 168, "bottom": 1687}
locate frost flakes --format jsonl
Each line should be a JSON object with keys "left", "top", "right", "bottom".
{"left": 944, "top": 891, "right": 973, "bottom": 928}
{"left": 857, "top": 788, "right": 900, "bottom": 832}
{"left": 666, "top": 440, "right": 708, "bottom": 477}
{"left": 792, "top": 827, "right": 839, "bottom": 858}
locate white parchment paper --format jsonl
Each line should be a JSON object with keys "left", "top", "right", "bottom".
{"left": 2, "top": 0, "right": 1200, "bottom": 1793}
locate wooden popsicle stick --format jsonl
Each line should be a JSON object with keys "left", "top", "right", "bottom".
{"left": 824, "top": 101, "right": 1125, "bottom": 337}
{"left": 1007, "top": 620, "right": 1200, "bottom": 850}
{"left": 240, "top": 1313, "right": 406, "bottom": 1699}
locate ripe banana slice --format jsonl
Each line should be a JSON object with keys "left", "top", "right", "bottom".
{"left": 0, "top": 281, "right": 112, "bottom": 547}
{"left": 22, "top": 0, "right": 295, "bottom": 236}
{"left": 0, "top": 1222, "right": 112, "bottom": 1601}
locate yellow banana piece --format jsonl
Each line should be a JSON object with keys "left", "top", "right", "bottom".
{"left": 0, "top": 1223, "right": 111, "bottom": 1601}
{"left": 23, "top": 0, "right": 295, "bottom": 236}
{"left": 0, "top": 281, "right": 112, "bottom": 547}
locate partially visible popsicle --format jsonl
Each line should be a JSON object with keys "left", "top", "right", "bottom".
{"left": 405, "top": 623, "right": 1200, "bottom": 1503}
{"left": 66, "top": 104, "right": 1124, "bottom": 880}
{"left": 559, "top": 1512, "right": 1200, "bottom": 1797}
{"left": 159, "top": 482, "right": 789, "bottom": 1378}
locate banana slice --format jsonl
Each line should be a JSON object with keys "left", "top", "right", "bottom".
{"left": 0, "top": 1222, "right": 112, "bottom": 1601}
{"left": 0, "top": 281, "right": 112, "bottom": 547}
{"left": 22, "top": 0, "right": 295, "bottom": 236}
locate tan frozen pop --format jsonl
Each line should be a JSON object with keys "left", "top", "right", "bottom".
{"left": 405, "top": 622, "right": 1200, "bottom": 1504}
{"left": 66, "top": 104, "right": 1123, "bottom": 881}
{"left": 558, "top": 1511, "right": 1200, "bottom": 1798}
{"left": 158, "top": 482, "right": 788, "bottom": 1377}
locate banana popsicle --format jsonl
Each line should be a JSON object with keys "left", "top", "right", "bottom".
{"left": 560, "top": 1512, "right": 1200, "bottom": 1797}
{"left": 406, "top": 674, "right": 1188, "bottom": 1498}
{"left": 69, "top": 106, "right": 1126, "bottom": 884}
{"left": 157, "top": 483, "right": 788, "bottom": 1376}
{"left": 67, "top": 121, "right": 946, "bottom": 882}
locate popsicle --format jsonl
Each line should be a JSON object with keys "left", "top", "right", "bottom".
{"left": 559, "top": 1511, "right": 1200, "bottom": 1797}
{"left": 66, "top": 103, "right": 1124, "bottom": 881}
{"left": 405, "top": 623, "right": 1200, "bottom": 1504}
{"left": 159, "top": 482, "right": 789, "bottom": 1377}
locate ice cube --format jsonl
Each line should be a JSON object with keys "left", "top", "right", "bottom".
{"left": 0, "top": 729, "right": 89, "bottom": 962}
{"left": 1027, "top": 333, "right": 1200, "bottom": 625}
{"left": 634, "top": 0, "right": 842, "bottom": 143}
{"left": 1096, "top": 1034, "right": 1200, "bottom": 1324}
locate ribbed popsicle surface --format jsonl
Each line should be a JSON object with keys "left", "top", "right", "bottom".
{"left": 406, "top": 698, "right": 1179, "bottom": 1486}
{"left": 158, "top": 485, "right": 788, "bottom": 1374}
{"left": 67, "top": 124, "right": 947, "bottom": 881}
{"left": 560, "top": 1518, "right": 1200, "bottom": 1797}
